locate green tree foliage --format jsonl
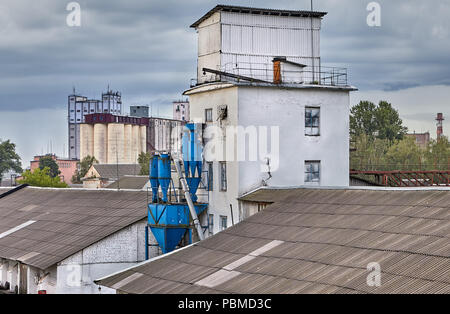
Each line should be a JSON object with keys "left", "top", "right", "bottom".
{"left": 72, "top": 155, "right": 98, "bottom": 184}
{"left": 425, "top": 137, "right": 450, "bottom": 170}
{"left": 350, "top": 101, "right": 407, "bottom": 142}
{"left": 18, "top": 167, "right": 68, "bottom": 188}
{"left": 138, "top": 152, "right": 151, "bottom": 175}
{"left": 0, "top": 139, "right": 22, "bottom": 183}
{"left": 384, "top": 137, "right": 423, "bottom": 170}
{"left": 350, "top": 133, "right": 391, "bottom": 170}
{"left": 39, "top": 155, "right": 60, "bottom": 178}
{"left": 351, "top": 134, "right": 450, "bottom": 171}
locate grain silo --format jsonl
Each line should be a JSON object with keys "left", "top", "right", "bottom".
{"left": 139, "top": 125, "right": 147, "bottom": 154}
{"left": 107, "top": 123, "right": 125, "bottom": 164}
{"left": 123, "top": 124, "right": 132, "bottom": 163}
{"left": 94, "top": 123, "right": 108, "bottom": 164}
{"left": 80, "top": 124, "right": 94, "bottom": 160}
{"left": 131, "top": 125, "right": 140, "bottom": 163}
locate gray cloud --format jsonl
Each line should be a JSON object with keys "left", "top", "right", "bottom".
{"left": 0, "top": 0, "right": 449, "bottom": 166}
{"left": 0, "top": 0, "right": 449, "bottom": 111}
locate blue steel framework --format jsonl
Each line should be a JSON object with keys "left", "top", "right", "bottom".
{"left": 144, "top": 124, "right": 210, "bottom": 258}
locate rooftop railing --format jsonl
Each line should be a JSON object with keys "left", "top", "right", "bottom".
{"left": 191, "top": 63, "right": 348, "bottom": 87}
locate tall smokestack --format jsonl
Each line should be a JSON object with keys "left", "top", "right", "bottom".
{"left": 436, "top": 113, "right": 444, "bottom": 140}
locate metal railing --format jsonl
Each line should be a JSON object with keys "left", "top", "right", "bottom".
{"left": 191, "top": 62, "right": 348, "bottom": 87}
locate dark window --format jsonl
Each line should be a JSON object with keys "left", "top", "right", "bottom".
{"left": 209, "top": 214, "right": 214, "bottom": 235}
{"left": 305, "top": 107, "right": 320, "bottom": 136}
{"left": 220, "top": 215, "right": 228, "bottom": 231}
{"left": 220, "top": 162, "right": 227, "bottom": 191}
{"left": 305, "top": 161, "right": 320, "bottom": 183}
{"left": 205, "top": 108, "right": 213, "bottom": 122}
{"left": 207, "top": 162, "right": 213, "bottom": 191}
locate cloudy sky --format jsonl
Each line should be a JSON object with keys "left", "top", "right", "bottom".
{"left": 0, "top": 0, "right": 449, "bottom": 166}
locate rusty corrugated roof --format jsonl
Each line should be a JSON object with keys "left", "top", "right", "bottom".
{"left": 0, "top": 187, "right": 147, "bottom": 270}
{"left": 96, "top": 188, "right": 450, "bottom": 294}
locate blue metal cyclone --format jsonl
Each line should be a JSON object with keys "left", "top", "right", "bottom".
{"left": 145, "top": 123, "right": 208, "bottom": 258}
{"left": 182, "top": 124, "right": 203, "bottom": 202}
{"left": 149, "top": 154, "right": 159, "bottom": 203}
{"left": 148, "top": 203, "right": 207, "bottom": 254}
{"left": 158, "top": 154, "right": 171, "bottom": 203}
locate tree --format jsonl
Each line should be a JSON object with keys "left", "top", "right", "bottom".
{"left": 0, "top": 139, "right": 22, "bottom": 184}
{"left": 72, "top": 155, "right": 98, "bottom": 184}
{"left": 18, "top": 167, "right": 68, "bottom": 188}
{"left": 350, "top": 101, "right": 377, "bottom": 139}
{"left": 425, "top": 136, "right": 450, "bottom": 170}
{"left": 350, "top": 133, "right": 391, "bottom": 170}
{"left": 350, "top": 101, "right": 407, "bottom": 142}
{"left": 374, "top": 101, "right": 408, "bottom": 141}
{"left": 138, "top": 152, "right": 151, "bottom": 175}
{"left": 39, "top": 155, "right": 60, "bottom": 178}
{"left": 384, "top": 137, "right": 424, "bottom": 171}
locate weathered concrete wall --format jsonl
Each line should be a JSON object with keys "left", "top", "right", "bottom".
{"left": 188, "top": 85, "right": 240, "bottom": 234}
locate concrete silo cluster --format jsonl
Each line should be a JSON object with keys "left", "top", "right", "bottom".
{"left": 80, "top": 114, "right": 148, "bottom": 164}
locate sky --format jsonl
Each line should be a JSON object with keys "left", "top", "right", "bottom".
{"left": 0, "top": 0, "right": 449, "bottom": 167}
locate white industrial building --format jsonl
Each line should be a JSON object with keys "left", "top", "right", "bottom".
{"left": 185, "top": 5, "right": 357, "bottom": 234}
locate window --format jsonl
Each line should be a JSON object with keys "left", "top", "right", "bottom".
{"left": 305, "top": 107, "right": 320, "bottom": 136}
{"left": 207, "top": 162, "right": 213, "bottom": 191}
{"left": 305, "top": 161, "right": 320, "bottom": 184}
{"left": 220, "top": 215, "right": 228, "bottom": 231}
{"left": 219, "top": 162, "right": 227, "bottom": 191}
{"left": 208, "top": 214, "right": 214, "bottom": 235}
{"left": 205, "top": 108, "right": 213, "bottom": 122}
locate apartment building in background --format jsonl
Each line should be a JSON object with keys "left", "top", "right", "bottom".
{"left": 173, "top": 100, "right": 190, "bottom": 121}
{"left": 30, "top": 154, "right": 78, "bottom": 184}
{"left": 68, "top": 89, "right": 122, "bottom": 160}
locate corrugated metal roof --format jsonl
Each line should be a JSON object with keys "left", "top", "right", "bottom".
{"left": 90, "top": 164, "right": 141, "bottom": 180}
{"left": 96, "top": 188, "right": 450, "bottom": 294}
{"left": 0, "top": 187, "right": 147, "bottom": 270}
{"left": 106, "top": 176, "right": 149, "bottom": 190}
{"left": 191, "top": 5, "right": 327, "bottom": 28}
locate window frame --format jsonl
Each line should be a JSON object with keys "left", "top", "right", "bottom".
{"left": 219, "top": 215, "right": 228, "bottom": 231}
{"left": 304, "top": 160, "right": 321, "bottom": 184}
{"left": 205, "top": 108, "right": 213, "bottom": 123}
{"left": 208, "top": 214, "right": 214, "bottom": 235}
{"left": 305, "top": 107, "right": 321, "bottom": 136}
{"left": 219, "top": 162, "right": 227, "bottom": 192}
{"left": 207, "top": 162, "right": 213, "bottom": 191}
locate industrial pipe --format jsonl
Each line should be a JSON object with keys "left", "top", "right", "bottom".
{"left": 173, "top": 157, "right": 205, "bottom": 241}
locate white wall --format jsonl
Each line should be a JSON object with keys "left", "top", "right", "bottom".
{"left": 237, "top": 86, "right": 350, "bottom": 195}
{"left": 188, "top": 85, "right": 240, "bottom": 234}
{"left": 196, "top": 11, "right": 322, "bottom": 84}
{"left": 187, "top": 83, "right": 351, "bottom": 234}
{"left": 55, "top": 219, "right": 154, "bottom": 294}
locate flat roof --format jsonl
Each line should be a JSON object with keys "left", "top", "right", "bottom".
{"left": 184, "top": 81, "right": 357, "bottom": 96}
{"left": 191, "top": 5, "right": 327, "bottom": 28}
{"left": 96, "top": 188, "right": 450, "bottom": 294}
